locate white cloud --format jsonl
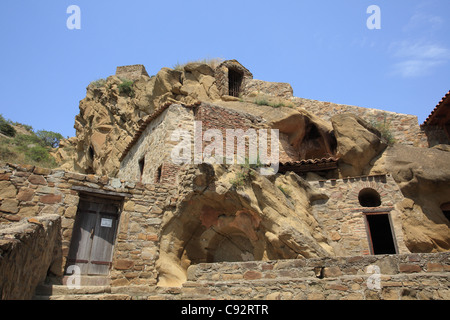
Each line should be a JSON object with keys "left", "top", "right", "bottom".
{"left": 391, "top": 59, "right": 444, "bottom": 78}
{"left": 389, "top": 41, "right": 450, "bottom": 78}
{"left": 402, "top": 13, "right": 444, "bottom": 32}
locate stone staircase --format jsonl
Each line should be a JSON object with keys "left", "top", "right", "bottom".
{"left": 33, "top": 275, "right": 125, "bottom": 300}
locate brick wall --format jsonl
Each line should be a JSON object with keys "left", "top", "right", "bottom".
{"left": 195, "top": 103, "right": 274, "bottom": 164}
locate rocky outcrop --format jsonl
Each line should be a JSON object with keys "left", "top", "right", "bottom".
{"left": 386, "top": 144, "right": 450, "bottom": 253}
{"left": 57, "top": 63, "right": 224, "bottom": 176}
{"left": 331, "top": 113, "right": 387, "bottom": 177}
{"left": 269, "top": 108, "right": 337, "bottom": 162}
{"left": 157, "top": 163, "right": 333, "bottom": 287}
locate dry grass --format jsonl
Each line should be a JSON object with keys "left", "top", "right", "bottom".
{"left": 173, "top": 57, "right": 224, "bottom": 71}
{"left": 243, "top": 93, "right": 295, "bottom": 109}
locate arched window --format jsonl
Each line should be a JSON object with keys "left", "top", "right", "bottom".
{"left": 358, "top": 188, "right": 381, "bottom": 207}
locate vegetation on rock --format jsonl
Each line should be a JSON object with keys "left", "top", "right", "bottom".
{"left": 0, "top": 115, "right": 62, "bottom": 168}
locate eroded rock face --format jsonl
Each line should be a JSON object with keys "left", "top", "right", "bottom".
{"left": 331, "top": 113, "right": 387, "bottom": 177}
{"left": 156, "top": 163, "right": 333, "bottom": 287}
{"left": 58, "top": 63, "right": 224, "bottom": 176}
{"left": 386, "top": 144, "right": 450, "bottom": 252}
{"left": 269, "top": 108, "right": 337, "bottom": 162}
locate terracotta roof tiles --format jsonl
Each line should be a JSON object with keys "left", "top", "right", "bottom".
{"left": 421, "top": 90, "right": 450, "bottom": 127}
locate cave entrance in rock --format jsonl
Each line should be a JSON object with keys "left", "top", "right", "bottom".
{"left": 228, "top": 68, "right": 243, "bottom": 97}
{"left": 441, "top": 202, "right": 450, "bottom": 222}
{"left": 207, "top": 232, "right": 255, "bottom": 263}
{"left": 365, "top": 213, "right": 397, "bottom": 255}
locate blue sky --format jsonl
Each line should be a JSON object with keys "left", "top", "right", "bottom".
{"left": 1, "top": 0, "right": 449, "bottom": 138}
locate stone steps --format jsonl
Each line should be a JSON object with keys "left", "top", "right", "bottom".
{"left": 32, "top": 275, "right": 113, "bottom": 300}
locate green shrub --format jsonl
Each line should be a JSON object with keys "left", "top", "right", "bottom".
{"left": 36, "top": 130, "right": 64, "bottom": 148}
{"left": 0, "top": 122, "right": 16, "bottom": 137}
{"left": 0, "top": 115, "right": 16, "bottom": 137}
{"left": 26, "top": 145, "right": 50, "bottom": 162}
{"left": 118, "top": 79, "right": 135, "bottom": 97}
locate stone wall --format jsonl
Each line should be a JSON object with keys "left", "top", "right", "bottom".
{"left": 0, "top": 214, "right": 61, "bottom": 299}
{"left": 119, "top": 104, "right": 195, "bottom": 184}
{"left": 214, "top": 60, "right": 253, "bottom": 97}
{"left": 0, "top": 162, "right": 179, "bottom": 294}
{"left": 115, "top": 64, "right": 149, "bottom": 81}
{"left": 295, "top": 97, "right": 428, "bottom": 148}
{"left": 309, "top": 174, "right": 409, "bottom": 257}
{"left": 179, "top": 252, "right": 450, "bottom": 300}
{"left": 242, "top": 79, "right": 294, "bottom": 99}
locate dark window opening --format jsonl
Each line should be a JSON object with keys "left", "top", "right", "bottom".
{"left": 365, "top": 213, "right": 397, "bottom": 255}
{"left": 359, "top": 188, "right": 381, "bottom": 207}
{"left": 88, "top": 146, "right": 95, "bottom": 160}
{"left": 156, "top": 165, "right": 162, "bottom": 183}
{"left": 228, "top": 69, "right": 243, "bottom": 97}
{"left": 138, "top": 157, "right": 145, "bottom": 182}
{"left": 305, "top": 124, "right": 322, "bottom": 140}
{"left": 441, "top": 202, "right": 450, "bottom": 221}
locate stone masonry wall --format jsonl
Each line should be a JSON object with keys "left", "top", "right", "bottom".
{"left": 0, "top": 214, "right": 61, "bottom": 299}
{"left": 295, "top": 97, "right": 428, "bottom": 148}
{"left": 119, "top": 104, "right": 195, "bottom": 184}
{"left": 180, "top": 252, "right": 449, "bottom": 300}
{"left": 309, "top": 174, "right": 409, "bottom": 257}
{"left": 0, "top": 162, "right": 182, "bottom": 294}
{"left": 115, "top": 64, "right": 149, "bottom": 81}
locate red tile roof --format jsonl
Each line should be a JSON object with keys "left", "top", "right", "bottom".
{"left": 279, "top": 157, "right": 339, "bottom": 172}
{"left": 421, "top": 90, "right": 450, "bottom": 127}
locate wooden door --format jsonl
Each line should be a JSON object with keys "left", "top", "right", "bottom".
{"left": 67, "top": 197, "right": 120, "bottom": 275}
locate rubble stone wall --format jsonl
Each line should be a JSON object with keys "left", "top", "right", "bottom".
{"left": 0, "top": 162, "right": 179, "bottom": 293}
{"left": 115, "top": 64, "right": 149, "bottom": 81}
{"left": 0, "top": 214, "right": 61, "bottom": 299}
{"left": 179, "top": 252, "right": 450, "bottom": 300}
{"left": 295, "top": 97, "right": 428, "bottom": 148}
{"left": 119, "top": 104, "right": 195, "bottom": 184}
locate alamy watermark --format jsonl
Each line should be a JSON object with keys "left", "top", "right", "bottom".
{"left": 366, "top": 265, "right": 382, "bottom": 290}
{"left": 66, "top": 265, "right": 81, "bottom": 289}
{"left": 367, "top": 5, "right": 381, "bottom": 30}
{"left": 66, "top": 5, "right": 81, "bottom": 30}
